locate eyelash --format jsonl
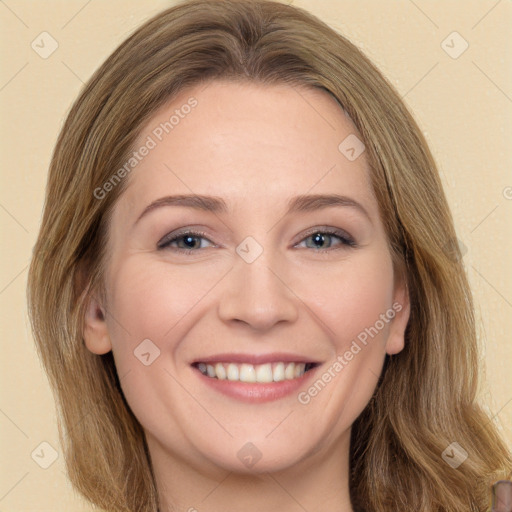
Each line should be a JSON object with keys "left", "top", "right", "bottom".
{"left": 157, "top": 227, "right": 357, "bottom": 254}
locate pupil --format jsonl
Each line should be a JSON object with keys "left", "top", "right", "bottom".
{"left": 184, "top": 236, "right": 197, "bottom": 248}
{"left": 313, "top": 233, "right": 325, "bottom": 247}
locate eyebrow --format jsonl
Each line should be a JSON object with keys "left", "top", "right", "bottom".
{"left": 134, "top": 193, "right": 371, "bottom": 225}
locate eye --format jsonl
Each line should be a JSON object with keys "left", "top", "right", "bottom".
{"left": 295, "top": 228, "right": 356, "bottom": 252}
{"left": 157, "top": 227, "right": 356, "bottom": 254}
{"left": 157, "top": 230, "right": 215, "bottom": 253}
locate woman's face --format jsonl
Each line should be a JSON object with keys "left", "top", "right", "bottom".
{"left": 84, "top": 80, "right": 409, "bottom": 475}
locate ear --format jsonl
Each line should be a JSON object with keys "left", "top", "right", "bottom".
{"left": 385, "top": 273, "right": 411, "bottom": 356}
{"left": 83, "top": 294, "right": 112, "bottom": 355}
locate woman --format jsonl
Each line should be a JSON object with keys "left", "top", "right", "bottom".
{"left": 26, "top": 0, "right": 511, "bottom": 510}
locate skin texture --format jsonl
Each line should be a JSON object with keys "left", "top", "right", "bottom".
{"left": 84, "top": 80, "right": 410, "bottom": 512}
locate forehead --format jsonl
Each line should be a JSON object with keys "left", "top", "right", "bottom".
{"left": 117, "top": 79, "right": 377, "bottom": 219}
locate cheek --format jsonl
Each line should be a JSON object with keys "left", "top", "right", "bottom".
{"left": 298, "top": 250, "right": 395, "bottom": 349}
{"left": 104, "top": 255, "right": 226, "bottom": 358}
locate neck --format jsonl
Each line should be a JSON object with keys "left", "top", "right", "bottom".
{"left": 149, "top": 430, "right": 354, "bottom": 512}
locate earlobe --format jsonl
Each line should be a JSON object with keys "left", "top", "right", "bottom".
{"left": 385, "top": 280, "right": 411, "bottom": 356}
{"left": 83, "top": 295, "right": 112, "bottom": 355}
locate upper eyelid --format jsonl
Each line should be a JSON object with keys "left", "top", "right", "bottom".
{"left": 298, "top": 226, "right": 354, "bottom": 241}
{"left": 157, "top": 229, "right": 214, "bottom": 248}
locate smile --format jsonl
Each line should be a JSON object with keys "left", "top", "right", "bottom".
{"left": 194, "top": 361, "right": 319, "bottom": 383}
{"left": 191, "top": 359, "right": 321, "bottom": 403}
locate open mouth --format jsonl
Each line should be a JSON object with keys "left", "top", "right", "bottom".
{"left": 192, "top": 361, "right": 320, "bottom": 383}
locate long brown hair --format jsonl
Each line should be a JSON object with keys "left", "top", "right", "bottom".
{"left": 26, "top": 0, "right": 511, "bottom": 510}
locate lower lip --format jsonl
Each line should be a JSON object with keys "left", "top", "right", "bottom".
{"left": 192, "top": 365, "right": 320, "bottom": 403}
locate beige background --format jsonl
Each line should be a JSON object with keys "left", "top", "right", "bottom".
{"left": 1, "top": 0, "right": 511, "bottom": 509}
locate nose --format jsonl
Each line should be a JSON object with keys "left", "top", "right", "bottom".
{"left": 217, "top": 251, "right": 299, "bottom": 331}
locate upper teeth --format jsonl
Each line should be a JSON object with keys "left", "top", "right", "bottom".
{"left": 196, "top": 362, "right": 309, "bottom": 382}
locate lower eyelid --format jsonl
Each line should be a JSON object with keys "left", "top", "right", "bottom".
{"left": 297, "top": 236, "right": 355, "bottom": 252}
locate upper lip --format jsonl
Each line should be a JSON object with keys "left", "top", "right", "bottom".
{"left": 191, "top": 352, "right": 321, "bottom": 365}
